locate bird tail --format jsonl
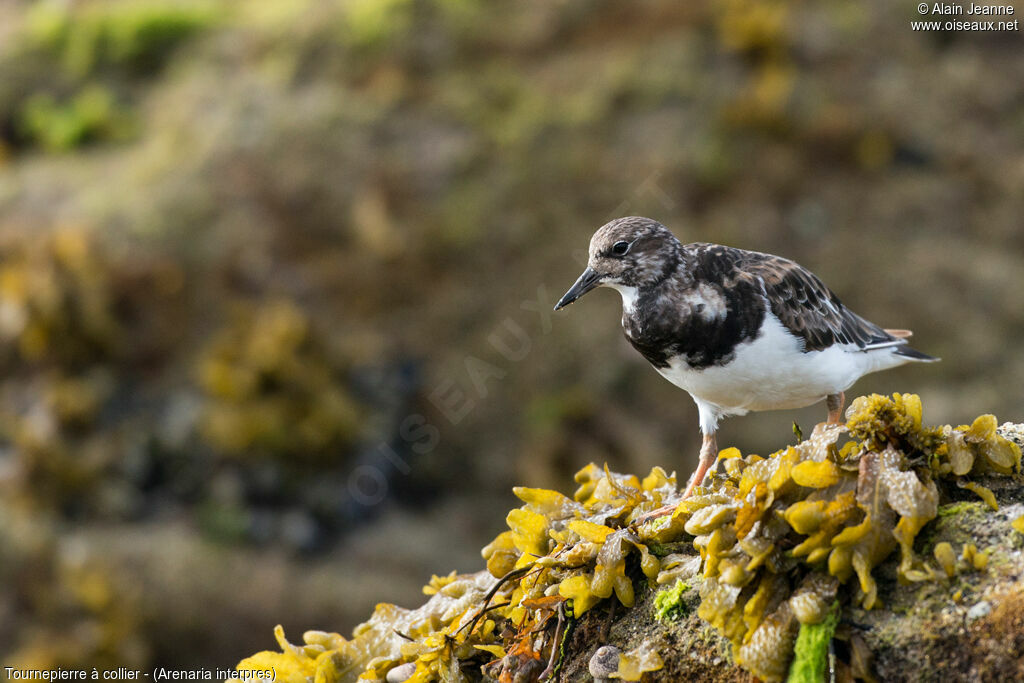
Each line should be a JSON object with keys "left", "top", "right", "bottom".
{"left": 893, "top": 344, "right": 939, "bottom": 362}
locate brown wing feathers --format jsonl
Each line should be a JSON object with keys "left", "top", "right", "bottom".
{"left": 696, "top": 247, "right": 901, "bottom": 353}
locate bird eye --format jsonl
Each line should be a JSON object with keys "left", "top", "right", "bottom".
{"left": 611, "top": 241, "right": 630, "bottom": 256}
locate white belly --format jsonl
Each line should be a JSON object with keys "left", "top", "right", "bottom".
{"left": 654, "top": 314, "right": 910, "bottom": 418}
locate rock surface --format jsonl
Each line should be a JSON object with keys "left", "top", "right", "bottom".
{"left": 554, "top": 430, "right": 1024, "bottom": 682}
{"left": 227, "top": 417, "right": 1024, "bottom": 683}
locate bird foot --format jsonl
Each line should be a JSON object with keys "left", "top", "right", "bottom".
{"left": 636, "top": 433, "right": 719, "bottom": 524}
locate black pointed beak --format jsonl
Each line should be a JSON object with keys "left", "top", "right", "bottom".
{"left": 554, "top": 267, "right": 603, "bottom": 311}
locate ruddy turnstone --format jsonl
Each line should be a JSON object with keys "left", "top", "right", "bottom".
{"left": 554, "top": 216, "right": 937, "bottom": 498}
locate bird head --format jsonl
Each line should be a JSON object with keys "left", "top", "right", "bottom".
{"left": 554, "top": 216, "right": 682, "bottom": 310}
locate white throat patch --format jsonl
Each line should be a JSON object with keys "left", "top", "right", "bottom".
{"left": 606, "top": 283, "right": 640, "bottom": 314}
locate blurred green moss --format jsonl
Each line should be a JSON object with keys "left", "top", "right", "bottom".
{"left": 341, "top": 0, "right": 414, "bottom": 50}
{"left": 0, "top": 0, "right": 219, "bottom": 152}
{"left": 26, "top": 0, "right": 221, "bottom": 76}
{"left": 18, "top": 85, "right": 133, "bottom": 152}
{"left": 340, "top": 0, "right": 482, "bottom": 52}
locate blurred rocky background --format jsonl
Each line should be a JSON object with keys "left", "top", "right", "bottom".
{"left": 0, "top": 0, "right": 1021, "bottom": 676}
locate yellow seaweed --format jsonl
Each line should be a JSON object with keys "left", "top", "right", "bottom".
{"left": 933, "top": 542, "right": 957, "bottom": 578}
{"left": 558, "top": 574, "right": 601, "bottom": 616}
{"left": 613, "top": 642, "right": 665, "bottom": 681}
{"left": 959, "top": 481, "right": 998, "bottom": 511}
{"left": 233, "top": 393, "right": 1020, "bottom": 683}
{"left": 791, "top": 460, "right": 841, "bottom": 489}
{"left": 568, "top": 519, "right": 614, "bottom": 544}
{"left": 505, "top": 508, "right": 550, "bottom": 557}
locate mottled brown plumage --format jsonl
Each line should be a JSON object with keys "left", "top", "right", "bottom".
{"left": 691, "top": 245, "right": 913, "bottom": 355}
{"left": 555, "top": 216, "right": 937, "bottom": 499}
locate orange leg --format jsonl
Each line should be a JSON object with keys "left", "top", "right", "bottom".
{"left": 681, "top": 432, "right": 718, "bottom": 499}
{"left": 826, "top": 391, "right": 845, "bottom": 425}
{"left": 635, "top": 431, "right": 719, "bottom": 523}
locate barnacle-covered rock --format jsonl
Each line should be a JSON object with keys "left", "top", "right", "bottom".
{"left": 234, "top": 394, "right": 1021, "bottom": 683}
{"left": 660, "top": 396, "right": 1018, "bottom": 678}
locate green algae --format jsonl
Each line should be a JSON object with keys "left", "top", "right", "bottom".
{"left": 787, "top": 600, "right": 840, "bottom": 683}
{"left": 27, "top": 0, "right": 221, "bottom": 76}
{"left": 938, "top": 501, "right": 987, "bottom": 518}
{"left": 654, "top": 580, "right": 690, "bottom": 622}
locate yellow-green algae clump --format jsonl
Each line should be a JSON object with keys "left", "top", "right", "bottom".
{"left": 197, "top": 299, "right": 364, "bottom": 461}
{"left": 232, "top": 394, "right": 1021, "bottom": 683}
